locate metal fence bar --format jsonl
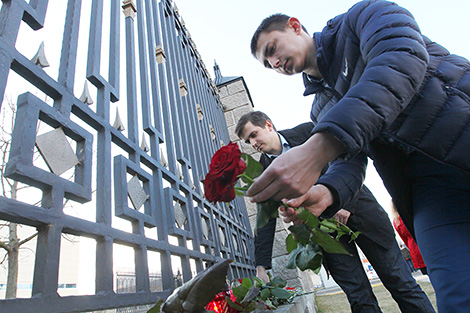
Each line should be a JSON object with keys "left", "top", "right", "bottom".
{"left": 0, "top": 0, "right": 255, "bottom": 311}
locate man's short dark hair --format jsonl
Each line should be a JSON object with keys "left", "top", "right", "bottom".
{"left": 250, "top": 14, "right": 290, "bottom": 57}
{"left": 250, "top": 13, "right": 308, "bottom": 57}
{"left": 235, "top": 111, "right": 275, "bottom": 138}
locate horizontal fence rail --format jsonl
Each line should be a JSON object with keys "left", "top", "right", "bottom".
{"left": 0, "top": 0, "right": 255, "bottom": 312}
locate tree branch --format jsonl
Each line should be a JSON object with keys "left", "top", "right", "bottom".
{"left": 18, "top": 232, "right": 38, "bottom": 247}
{"left": 0, "top": 252, "right": 8, "bottom": 265}
{"left": 0, "top": 240, "right": 11, "bottom": 253}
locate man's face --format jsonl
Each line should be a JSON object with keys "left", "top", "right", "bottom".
{"left": 240, "top": 121, "right": 279, "bottom": 154}
{"left": 255, "top": 19, "right": 310, "bottom": 75}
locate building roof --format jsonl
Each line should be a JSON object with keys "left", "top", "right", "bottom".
{"left": 213, "top": 60, "right": 242, "bottom": 86}
{"left": 213, "top": 60, "right": 254, "bottom": 107}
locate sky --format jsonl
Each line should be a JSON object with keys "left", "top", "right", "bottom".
{"left": 173, "top": 0, "right": 470, "bottom": 211}
{"left": 174, "top": 0, "right": 470, "bottom": 130}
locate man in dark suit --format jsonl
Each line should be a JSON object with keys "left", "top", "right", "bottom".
{"left": 235, "top": 111, "right": 434, "bottom": 313}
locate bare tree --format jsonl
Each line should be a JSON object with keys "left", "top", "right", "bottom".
{"left": 0, "top": 95, "right": 83, "bottom": 298}
{"left": 0, "top": 98, "right": 38, "bottom": 298}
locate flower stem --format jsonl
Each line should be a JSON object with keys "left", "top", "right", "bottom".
{"left": 235, "top": 186, "right": 248, "bottom": 191}
{"left": 239, "top": 173, "right": 255, "bottom": 184}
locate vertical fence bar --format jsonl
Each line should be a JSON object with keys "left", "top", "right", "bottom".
{"left": 0, "top": 0, "right": 255, "bottom": 311}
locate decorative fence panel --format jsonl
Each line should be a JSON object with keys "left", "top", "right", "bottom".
{"left": 0, "top": 0, "right": 255, "bottom": 312}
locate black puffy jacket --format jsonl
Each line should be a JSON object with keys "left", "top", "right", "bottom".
{"left": 305, "top": 0, "right": 470, "bottom": 234}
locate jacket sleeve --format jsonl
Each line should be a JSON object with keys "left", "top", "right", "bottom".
{"left": 313, "top": 0, "right": 429, "bottom": 160}
{"left": 316, "top": 151, "right": 367, "bottom": 217}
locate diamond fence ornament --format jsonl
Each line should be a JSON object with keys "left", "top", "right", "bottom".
{"left": 218, "top": 227, "right": 225, "bottom": 246}
{"left": 127, "top": 175, "right": 149, "bottom": 211}
{"left": 5, "top": 93, "right": 93, "bottom": 203}
{"left": 35, "top": 127, "right": 80, "bottom": 176}
{"left": 242, "top": 240, "right": 247, "bottom": 255}
{"left": 174, "top": 201, "right": 187, "bottom": 228}
{"left": 232, "top": 234, "right": 238, "bottom": 252}
{"left": 201, "top": 217, "right": 209, "bottom": 239}
{"left": 114, "top": 156, "right": 156, "bottom": 227}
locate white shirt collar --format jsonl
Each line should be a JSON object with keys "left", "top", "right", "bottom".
{"left": 266, "top": 133, "right": 290, "bottom": 159}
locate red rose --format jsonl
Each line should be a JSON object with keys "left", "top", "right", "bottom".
{"left": 204, "top": 142, "right": 246, "bottom": 203}
{"left": 209, "top": 142, "right": 245, "bottom": 176}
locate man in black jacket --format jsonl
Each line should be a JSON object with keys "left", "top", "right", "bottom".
{"left": 248, "top": 2, "right": 470, "bottom": 311}
{"left": 235, "top": 111, "right": 434, "bottom": 313}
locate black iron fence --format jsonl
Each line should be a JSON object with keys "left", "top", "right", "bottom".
{"left": 0, "top": 0, "right": 254, "bottom": 312}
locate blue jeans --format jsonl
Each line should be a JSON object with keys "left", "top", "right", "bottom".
{"left": 408, "top": 153, "right": 470, "bottom": 312}
{"left": 324, "top": 233, "right": 435, "bottom": 313}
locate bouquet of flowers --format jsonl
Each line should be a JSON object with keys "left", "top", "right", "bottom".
{"left": 204, "top": 142, "right": 359, "bottom": 273}
{"left": 206, "top": 275, "right": 299, "bottom": 312}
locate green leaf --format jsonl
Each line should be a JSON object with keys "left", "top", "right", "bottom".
{"left": 252, "top": 276, "right": 265, "bottom": 287}
{"left": 351, "top": 231, "right": 361, "bottom": 241}
{"left": 240, "top": 277, "right": 253, "bottom": 289}
{"left": 285, "top": 233, "right": 298, "bottom": 253}
{"left": 271, "top": 288, "right": 293, "bottom": 300}
{"left": 146, "top": 298, "right": 164, "bottom": 313}
{"left": 319, "top": 225, "right": 336, "bottom": 233}
{"left": 296, "top": 208, "right": 319, "bottom": 228}
{"left": 244, "top": 302, "right": 258, "bottom": 312}
{"left": 255, "top": 199, "right": 280, "bottom": 229}
{"left": 288, "top": 224, "right": 311, "bottom": 245}
{"left": 311, "top": 228, "right": 350, "bottom": 254}
{"left": 246, "top": 301, "right": 269, "bottom": 312}
{"left": 241, "top": 153, "right": 264, "bottom": 182}
{"left": 336, "top": 229, "right": 361, "bottom": 242}
{"left": 260, "top": 287, "right": 271, "bottom": 300}
{"left": 269, "top": 276, "right": 287, "bottom": 288}
{"left": 296, "top": 243, "right": 323, "bottom": 272}
{"left": 232, "top": 285, "right": 249, "bottom": 301}
{"left": 225, "top": 297, "right": 244, "bottom": 311}
{"left": 319, "top": 218, "right": 341, "bottom": 231}
{"left": 286, "top": 245, "right": 303, "bottom": 269}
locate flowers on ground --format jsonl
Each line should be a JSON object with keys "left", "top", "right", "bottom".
{"left": 206, "top": 276, "right": 298, "bottom": 312}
